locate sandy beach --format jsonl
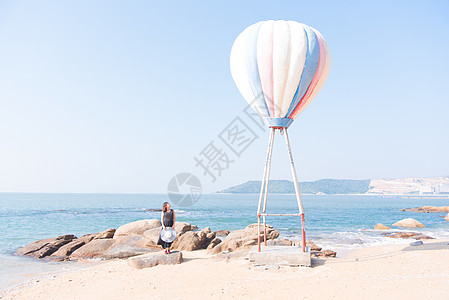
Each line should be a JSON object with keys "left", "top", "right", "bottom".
{"left": 2, "top": 239, "right": 449, "bottom": 300}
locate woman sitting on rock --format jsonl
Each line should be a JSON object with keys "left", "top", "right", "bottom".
{"left": 157, "top": 202, "right": 176, "bottom": 254}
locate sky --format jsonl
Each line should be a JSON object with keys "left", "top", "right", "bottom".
{"left": 0, "top": 1, "right": 448, "bottom": 193}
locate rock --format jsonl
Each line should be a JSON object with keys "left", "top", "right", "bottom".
{"left": 103, "top": 234, "right": 156, "bottom": 258}
{"left": 392, "top": 218, "right": 425, "bottom": 228}
{"left": 381, "top": 232, "right": 433, "bottom": 240}
{"left": 214, "top": 230, "right": 230, "bottom": 236}
{"left": 170, "top": 227, "right": 216, "bottom": 251}
{"left": 94, "top": 228, "right": 116, "bottom": 239}
{"left": 191, "top": 225, "right": 198, "bottom": 230}
{"left": 209, "top": 223, "right": 279, "bottom": 255}
{"left": 445, "top": 213, "right": 449, "bottom": 222}
{"left": 266, "top": 238, "right": 292, "bottom": 246}
{"left": 174, "top": 222, "right": 192, "bottom": 234}
{"left": 171, "top": 231, "right": 201, "bottom": 251}
{"left": 70, "top": 239, "right": 116, "bottom": 259}
{"left": 404, "top": 206, "right": 449, "bottom": 213}
{"left": 144, "top": 209, "right": 162, "bottom": 212}
{"left": 293, "top": 240, "right": 322, "bottom": 251}
{"left": 142, "top": 227, "right": 163, "bottom": 246}
{"left": 15, "top": 235, "right": 77, "bottom": 258}
{"left": 374, "top": 223, "right": 391, "bottom": 230}
{"left": 127, "top": 251, "right": 183, "bottom": 269}
{"left": 50, "top": 234, "right": 96, "bottom": 259}
{"left": 410, "top": 241, "right": 423, "bottom": 246}
{"left": 312, "top": 249, "right": 337, "bottom": 258}
{"left": 207, "top": 237, "right": 222, "bottom": 250}
{"left": 114, "top": 219, "right": 161, "bottom": 238}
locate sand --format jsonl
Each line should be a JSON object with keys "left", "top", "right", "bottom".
{"left": 2, "top": 240, "right": 449, "bottom": 300}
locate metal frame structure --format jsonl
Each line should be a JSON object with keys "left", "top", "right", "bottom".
{"left": 256, "top": 127, "right": 306, "bottom": 253}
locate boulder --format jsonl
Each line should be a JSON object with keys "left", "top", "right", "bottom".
{"left": 445, "top": 213, "right": 449, "bottom": 222}
{"left": 127, "top": 251, "right": 183, "bottom": 269}
{"left": 267, "top": 238, "right": 292, "bottom": 246}
{"left": 15, "top": 235, "right": 77, "bottom": 258}
{"left": 196, "top": 228, "right": 216, "bottom": 248}
{"left": 312, "top": 249, "right": 337, "bottom": 258}
{"left": 50, "top": 234, "right": 97, "bottom": 259}
{"left": 374, "top": 223, "right": 391, "bottom": 230}
{"left": 207, "top": 237, "right": 222, "bottom": 250}
{"left": 174, "top": 222, "right": 192, "bottom": 234}
{"left": 214, "top": 230, "right": 230, "bottom": 236}
{"left": 392, "top": 218, "right": 425, "bottom": 228}
{"left": 103, "top": 234, "right": 156, "bottom": 258}
{"left": 95, "top": 228, "right": 116, "bottom": 239}
{"left": 294, "top": 240, "right": 322, "bottom": 251}
{"left": 209, "top": 223, "right": 279, "bottom": 254}
{"left": 114, "top": 219, "right": 161, "bottom": 238}
{"left": 171, "top": 231, "right": 202, "bottom": 251}
{"left": 70, "top": 239, "right": 116, "bottom": 259}
{"left": 142, "top": 227, "right": 163, "bottom": 246}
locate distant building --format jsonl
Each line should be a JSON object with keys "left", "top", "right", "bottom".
{"left": 435, "top": 184, "right": 449, "bottom": 194}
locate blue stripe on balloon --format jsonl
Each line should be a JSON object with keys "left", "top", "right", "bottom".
{"left": 285, "top": 25, "right": 320, "bottom": 118}
{"left": 245, "top": 22, "right": 269, "bottom": 117}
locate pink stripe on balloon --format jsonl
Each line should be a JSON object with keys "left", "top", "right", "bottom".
{"left": 257, "top": 23, "right": 275, "bottom": 116}
{"left": 289, "top": 29, "right": 326, "bottom": 118}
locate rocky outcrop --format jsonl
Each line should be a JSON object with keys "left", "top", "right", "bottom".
{"left": 70, "top": 239, "right": 116, "bottom": 259}
{"left": 114, "top": 219, "right": 161, "bottom": 238}
{"left": 209, "top": 223, "right": 279, "bottom": 254}
{"left": 103, "top": 234, "right": 156, "bottom": 259}
{"left": 403, "top": 206, "right": 449, "bottom": 213}
{"left": 207, "top": 237, "right": 222, "bottom": 250}
{"left": 392, "top": 218, "right": 425, "bottom": 228}
{"left": 95, "top": 228, "right": 116, "bottom": 239}
{"left": 374, "top": 223, "right": 391, "bottom": 230}
{"left": 381, "top": 232, "right": 433, "bottom": 240}
{"left": 15, "top": 235, "right": 76, "bottom": 258}
{"left": 174, "top": 222, "right": 192, "bottom": 234}
{"left": 127, "top": 251, "right": 183, "bottom": 269}
{"left": 170, "top": 227, "right": 216, "bottom": 251}
{"left": 214, "top": 230, "right": 230, "bottom": 236}
{"left": 50, "top": 234, "right": 97, "bottom": 260}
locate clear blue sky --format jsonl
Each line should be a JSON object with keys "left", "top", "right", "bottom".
{"left": 0, "top": 1, "right": 448, "bottom": 193}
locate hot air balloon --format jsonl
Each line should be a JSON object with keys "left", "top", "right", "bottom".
{"left": 230, "top": 20, "right": 330, "bottom": 253}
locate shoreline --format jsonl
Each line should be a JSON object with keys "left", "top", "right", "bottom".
{"left": 2, "top": 239, "right": 449, "bottom": 299}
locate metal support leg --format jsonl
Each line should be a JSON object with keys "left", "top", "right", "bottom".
{"left": 257, "top": 128, "right": 275, "bottom": 252}
{"left": 262, "top": 129, "right": 275, "bottom": 246}
{"left": 283, "top": 128, "right": 306, "bottom": 253}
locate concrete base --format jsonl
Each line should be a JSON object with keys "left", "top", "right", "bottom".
{"left": 248, "top": 245, "right": 311, "bottom": 267}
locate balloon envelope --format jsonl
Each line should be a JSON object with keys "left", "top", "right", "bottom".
{"left": 230, "top": 20, "right": 330, "bottom": 128}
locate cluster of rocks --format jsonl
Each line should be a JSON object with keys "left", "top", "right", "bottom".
{"left": 401, "top": 206, "right": 449, "bottom": 213}
{"left": 400, "top": 206, "right": 449, "bottom": 222}
{"left": 15, "top": 219, "right": 337, "bottom": 262}
{"left": 14, "top": 219, "right": 211, "bottom": 261}
{"left": 380, "top": 232, "right": 434, "bottom": 240}
{"left": 374, "top": 218, "right": 434, "bottom": 240}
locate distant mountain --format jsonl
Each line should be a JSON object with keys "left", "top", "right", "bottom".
{"left": 218, "top": 179, "right": 371, "bottom": 194}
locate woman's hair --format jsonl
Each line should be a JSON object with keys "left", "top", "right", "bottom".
{"left": 162, "top": 202, "right": 170, "bottom": 212}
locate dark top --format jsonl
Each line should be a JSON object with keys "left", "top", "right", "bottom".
{"left": 163, "top": 209, "right": 174, "bottom": 227}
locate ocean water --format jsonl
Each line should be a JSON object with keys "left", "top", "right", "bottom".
{"left": 1, "top": 193, "right": 449, "bottom": 289}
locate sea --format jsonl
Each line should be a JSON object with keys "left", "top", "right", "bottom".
{"left": 1, "top": 193, "right": 449, "bottom": 290}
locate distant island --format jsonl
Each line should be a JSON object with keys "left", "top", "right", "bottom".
{"left": 217, "top": 177, "right": 449, "bottom": 195}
